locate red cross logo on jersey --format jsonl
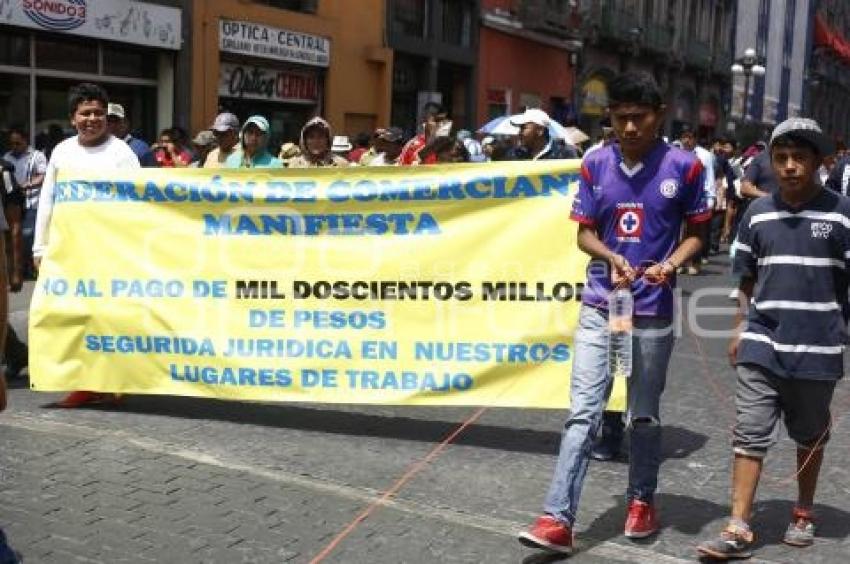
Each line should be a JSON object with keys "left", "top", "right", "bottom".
{"left": 615, "top": 207, "right": 644, "bottom": 240}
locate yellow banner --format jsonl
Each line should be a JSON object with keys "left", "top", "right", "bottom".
{"left": 30, "top": 161, "right": 625, "bottom": 409}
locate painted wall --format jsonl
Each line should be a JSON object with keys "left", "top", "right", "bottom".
{"left": 477, "top": 26, "right": 574, "bottom": 122}
{"left": 189, "top": 0, "right": 391, "bottom": 137}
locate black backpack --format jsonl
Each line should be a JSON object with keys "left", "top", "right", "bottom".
{"left": 0, "top": 159, "right": 25, "bottom": 209}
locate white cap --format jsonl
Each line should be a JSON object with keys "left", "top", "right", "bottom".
{"left": 107, "top": 103, "right": 125, "bottom": 119}
{"left": 331, "top": 135, "right": 352, "bottom": 152}
{"left": 510, "top": 108, "right": 550, "bottom": 128}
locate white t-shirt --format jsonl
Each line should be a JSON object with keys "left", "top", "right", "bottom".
{"left": 693, "top": 145, "right": 717, "bottom": 203}
{"left": 33, "top": 135, "right": 140, "bottom": 258}
{"left": 2, "top": 147, "right": 48, "bottom": 209}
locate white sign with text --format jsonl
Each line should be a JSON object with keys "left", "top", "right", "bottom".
{"left": 219, "top": 19, "right": 330, "bottom": 67}
{"left": 0, "top": 0, "right": 181, "bottom": 50}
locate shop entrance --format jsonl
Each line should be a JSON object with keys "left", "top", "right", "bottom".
{"left": 219, "top": 99, "right": 315, "bottom": 154}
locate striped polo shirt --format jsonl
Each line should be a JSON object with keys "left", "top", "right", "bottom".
{"left": 734, "top": 188, "right": 850, "bottom": 380}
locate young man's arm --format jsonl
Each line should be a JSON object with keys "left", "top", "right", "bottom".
{"left": 32, "top": 156, "right": 58, "bottom": 270}
{"left": 729, "top": 277, "right": 755, "bottom": 366}
{"left": 643, "top": 220, "right": 707, "bottom": 280}
{"left": 645, "top": 157, "right": 711, "bottom": 280}
{"left": 4, "top": 203, "right": 22, "bottom": 292}
{"left": 739, "top": 178, "right": 768, "bottom": 199}
{"left": 576, "top": 224, "right": 636, "bottom": 283}
{"left": 740, "top": 153, "right": 771, "bottom": 199}
{"left": 722, "top": 199, "right": 737, "bottom": 243}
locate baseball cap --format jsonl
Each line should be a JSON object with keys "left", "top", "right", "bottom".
{"left": 242, "top": 115, "right": 270, "bottom": 133}
{"left": 211, "top": 112, "right": 240, "bottom": 132}
{"left": 107, "top": 103, "right": 125, "bottom": 119}
{"left": 510, "top": 108, "right": 550, "bottom": 128}
{"left": 375, "top": 127, "right": 404, "bottom": 143}
{"left": 192, "top": 130, "right": 216, "bottom": 146}
{"left": 769, "top": 117, "right": 834, "bottom": 156}
{"left": 331, "top": 135, "right": 353, "bottom": 152}
{"left": 279, "top": 142, "right": 301, "bottom": 160}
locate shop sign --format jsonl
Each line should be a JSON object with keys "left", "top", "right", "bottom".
{"left": 219, "top": 63, "right": 319, "bottom": 104}
{"left": 220, "top": 20, "right": 330, "bottom": 68}
{"left": 2, "top": 0, "right": 181, "bottom": 50}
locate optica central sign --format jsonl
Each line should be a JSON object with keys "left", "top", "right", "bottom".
{"left": 23, "top": 0, "right": 87, "bottom": 31}
{"left": 219, "top": 63, "right": 319, "bottom": 104}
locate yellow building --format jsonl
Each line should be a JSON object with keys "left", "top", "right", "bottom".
{"left": 190, "top": 0, "right": 391, "bottom": 145}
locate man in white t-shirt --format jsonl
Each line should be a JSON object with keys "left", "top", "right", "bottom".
{"left": 34, "top": 83, "right": 139, "bottom": 263}
{"left": 679, "top": 128, "right": 716, "bottom": 274}
{"left": 34, "top": 83, "right": 140, "bottom": 408}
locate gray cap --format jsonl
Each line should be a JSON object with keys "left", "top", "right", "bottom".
{"left": 770, "top": 117, "right": 835, "bottom": 156}
{"left": 192, "top": 130, "right": 216, "bottom": 146}
{"left": 211, "top": 112, "right": 240, "bottom": 132}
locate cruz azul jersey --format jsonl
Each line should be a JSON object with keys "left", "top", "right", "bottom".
{"left": 570, "top": 141, "right": 711, "bottom": 317}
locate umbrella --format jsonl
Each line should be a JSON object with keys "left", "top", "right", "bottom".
{"left": 488, "top": 113, "right": 579, "bottom": 144}
{"left": 488, "top": 117, "right": 519, "bottom": 136}
{"left": 477, "top": 115, "right": 511, "bottom": 134}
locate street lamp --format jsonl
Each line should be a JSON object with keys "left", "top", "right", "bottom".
{"left": 731, "top": 47, "right": 766, "bottom": 121}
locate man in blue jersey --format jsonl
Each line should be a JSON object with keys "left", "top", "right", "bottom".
{"left": 697, "top": 118, "right": 846, "bottom": 560}
{"left": 518, "top": 72, "right": 710, "bottom": 554}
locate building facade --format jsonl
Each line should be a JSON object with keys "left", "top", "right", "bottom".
{"left": 386, "top": 0, "right": 479, "bottom": 135}
{"left": 730, "top": 0, "right": 812, "bottom": 146}
{"left": 189, "top": 0, "right": 391, "bottom": 147}
{"left": 576, "top": 0, "right": 735, "bottom": 142}
{"left": 808, "top": 0, "right": 850, "bottom": 142}
{"left": 477, "top": 0, "right": 581, "bottom": 126}
{"left": 0, "top": 0, "right": 183, "bottom": 152}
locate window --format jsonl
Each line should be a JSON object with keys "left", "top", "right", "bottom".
{"left": 644, "top": 0, "right": 654, "bottom": 25}
{"left": 0, "top": 74, "right": 30, "bottom": 153}
{"left": 36, "top": 77, "right": 157, "bottom": 145}
{"left": 442, "top": 0, "right": 472, "bottom": 46}
{"left": 393, "top": 0, "right": 427, "bottom": 38}
{"left": 253, "top": 0, "right": 318, "bottom": 13}
{"left": 0, "top": 28, "right": 29, "bottom": 67}
{"left": 36, "top": 34, "right": 96, "bottom": 73}
{"left": 103, "top": 42, "right": 158, "bottom": 79}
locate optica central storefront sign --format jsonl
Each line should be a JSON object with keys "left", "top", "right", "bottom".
{"left": 219, "top": 62, "right": 319, "bottom": 104}
{"left": 219, "top": 19, "right": 330, "bottom": 67}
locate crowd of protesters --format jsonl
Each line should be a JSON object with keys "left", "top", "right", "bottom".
{"left": 1, "top": 77, "right": 849, "bottom": 562}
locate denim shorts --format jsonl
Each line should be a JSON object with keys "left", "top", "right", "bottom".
{"left": 733, "top": 364, "right": 836, "bottom": 457}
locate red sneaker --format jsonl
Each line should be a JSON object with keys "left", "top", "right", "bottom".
{"left": 517, "top": 515, "right": 573, "bottom": 554}
{"left": 55, "top": 391, "right": 115, "bottom": 408}
{"left": 624, "top": 499, "right": 659, "bottom": 538}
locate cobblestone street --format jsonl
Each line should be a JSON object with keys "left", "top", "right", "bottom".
{"left": 2, "top": 260, "right": 849, "bottom": 563}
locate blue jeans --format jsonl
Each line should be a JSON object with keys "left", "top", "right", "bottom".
{"left": 544, "top": 305, "right": 675, "bottom": 525}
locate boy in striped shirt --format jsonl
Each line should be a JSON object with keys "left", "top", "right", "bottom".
{"left": 698, "top": 118, "right": 847, "bottom": 560}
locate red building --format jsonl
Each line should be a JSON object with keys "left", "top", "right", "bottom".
{"left": 478, "top": 1, "right": 581, "bottom": 126}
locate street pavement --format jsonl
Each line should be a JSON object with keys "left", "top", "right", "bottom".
{"left": 1, "top": 255, "right": 849, "bottom": 563}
